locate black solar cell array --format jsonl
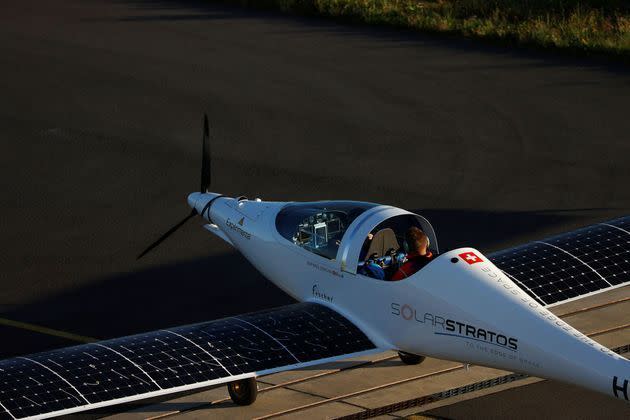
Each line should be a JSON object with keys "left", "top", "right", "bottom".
{"left": 0, "top": 303, "right": 374, "bottom": 419}
{"left": 490, "top": 216, "right": 630, "bottom": 306}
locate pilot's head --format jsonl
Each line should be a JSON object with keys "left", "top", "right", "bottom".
{"left": 406, "top": 226, "right": 429, "bottom": 255}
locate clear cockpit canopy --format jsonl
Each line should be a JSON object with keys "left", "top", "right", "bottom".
{"left": 275, "top": 201, "right": 378, "bottom": 259}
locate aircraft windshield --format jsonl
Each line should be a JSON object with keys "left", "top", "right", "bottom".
{"left": 276, "top": 201, "right": 377, "bottom": 259}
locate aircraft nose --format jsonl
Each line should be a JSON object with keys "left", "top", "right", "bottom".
{"left": 187, "top": 192, "right": 202, "bottom": 210}
{"left": 187, "top": 192, "right": 222, "bottom": 217}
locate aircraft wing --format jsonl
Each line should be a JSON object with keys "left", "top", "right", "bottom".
{"left": 488, "top": 215, "right": 630, "bottom": 307}
{"left": 0, "top": 303, "right": 377, "bottom": 420}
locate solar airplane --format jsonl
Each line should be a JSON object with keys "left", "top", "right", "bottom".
{"left": 1, "top": 116, "right": 629, "bottom": 419}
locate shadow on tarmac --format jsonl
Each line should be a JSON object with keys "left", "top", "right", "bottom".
{"left": 0, "top": 207, "right": 606, "bottom": 358}
{"left": 0, "top": 207, "right": 614, "bottom": 420}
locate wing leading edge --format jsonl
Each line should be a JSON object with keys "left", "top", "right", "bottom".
{"left": 489, "top": 215, "right": 630, "bottom": 307}
{"left": 0, "top": 303, "right": 376, "bottom": 420}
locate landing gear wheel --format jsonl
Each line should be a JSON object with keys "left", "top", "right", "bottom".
{"left": 227, "top": 377, "right": 258, "bottom": 405}
{"left": 398, "top": 351, "right": 426, "bottom": 365}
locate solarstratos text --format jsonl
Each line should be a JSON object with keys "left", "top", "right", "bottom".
{"left": 391, "top": 303, "right": 518, "bottom": 351}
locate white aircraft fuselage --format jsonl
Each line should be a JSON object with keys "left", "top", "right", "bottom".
{"left": 188, "top": 192, "right": 630, "bottom": 403}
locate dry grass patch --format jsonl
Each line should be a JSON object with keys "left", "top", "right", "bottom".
{"left": 221, "top": 0, "right": 630, "bottom": 60}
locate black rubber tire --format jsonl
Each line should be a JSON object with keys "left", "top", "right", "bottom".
{"left": 227, "top": 377, "right": 258, "bottom": 405}
{"left": 398, "top": 351, "right": 426, "bottom": 365}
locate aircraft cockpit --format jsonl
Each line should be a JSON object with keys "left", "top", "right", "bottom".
{"left": 356, "top": 214, "right": 438, "bottom": 280}
{"left": 276, "top": 201, "right": 438, "bottom": 280}
{"left": 275, "top": 201, "right": 378, "bottom": 259}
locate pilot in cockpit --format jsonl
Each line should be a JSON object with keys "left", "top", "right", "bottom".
{"left": 358, "top": 231, "right": 375, "bottom": 261}
{"left": 391, "top": 227, "right": 434, "bottom": 281}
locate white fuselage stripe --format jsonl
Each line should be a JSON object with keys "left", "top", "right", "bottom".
{"left": 233, "top": 318, "right": 301, "bottom": 363}
{"left": 18, "top": 357, "right": 90, "bottom": 404}
{"left": 535, "top": 241, "right": 612, "bottom": 286}
{"left": 600, "top": 222, "right": 630, "bottom": 236}
{"left": 92, "top": 343, "right": 162, "bottom": 390}
{"left": 161, "top": 329, "right": 233, "bottom": 376}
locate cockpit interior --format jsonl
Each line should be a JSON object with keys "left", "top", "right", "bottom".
{"left": 276, "top": 202, "right": 438, "bottom": 280}
{"left": 294, "top": 211, "right": 345, "bottom": 256}
{"left": 276, "top": 201, "right": 376, "bottom": 259}
{"left": 357, "top": 214, "right": 437, "bottom": 280}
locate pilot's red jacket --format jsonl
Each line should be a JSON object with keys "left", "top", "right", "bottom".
{"left": 391, "top": 251, "right": 433, "bottom": 281}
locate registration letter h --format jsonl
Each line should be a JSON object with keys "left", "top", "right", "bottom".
{"left": 612, "top": 376, "right": 628, "bottom": 400}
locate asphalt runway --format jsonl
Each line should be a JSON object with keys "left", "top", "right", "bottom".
{"left": 0, "top": 0, "right": 629, "bottom": 418}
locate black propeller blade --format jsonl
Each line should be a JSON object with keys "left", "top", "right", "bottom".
{"left": 137, "top": 114, "right": 212, "bottom": 260}
{"left": 200, "top": 114, "right": 211, "bottom": 193}
{"left": 136, "top": 209, "right": 196, "bottom": 260}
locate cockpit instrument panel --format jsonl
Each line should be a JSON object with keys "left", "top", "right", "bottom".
{"left": 275, "top": 201, "right": 378, "bottom": 260}
{"left": 295, "top": 211, "right": 344, "bottom": 255}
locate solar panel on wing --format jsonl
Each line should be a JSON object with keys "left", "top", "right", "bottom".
{"left": 489, "top": 216, "right": 630, "bottom": 306}
{"left": 0, "top": 303, "right": 375, "bottom": 419}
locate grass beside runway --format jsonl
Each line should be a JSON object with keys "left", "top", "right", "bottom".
{"left": 222, "top": 0, "right": 630, "bottom": 61}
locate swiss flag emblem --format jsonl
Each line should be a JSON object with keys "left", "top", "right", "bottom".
{"left": 459, "top": 251, "right": 483, "bottom": 265}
